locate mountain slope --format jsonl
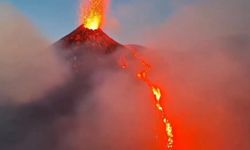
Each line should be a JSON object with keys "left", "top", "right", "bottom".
{"left": 54, "top": 25, "right": 122, "bottom": 53}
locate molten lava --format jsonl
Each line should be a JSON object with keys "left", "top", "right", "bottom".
{"left": 77, "top": 0, "right": 174, "bottom": 148}
{"left": 80, "top": 0, "right": 107, "bottom": 30}
{"left": 120, "top": 47, "right": 174, "bottom": 149}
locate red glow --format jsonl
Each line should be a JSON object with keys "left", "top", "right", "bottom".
{"left": 119, "top": 47, "right": 174, "bottom": 149}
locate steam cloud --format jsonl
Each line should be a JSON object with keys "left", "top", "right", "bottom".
{"left": 122, "top": 0, "right": 250, "bottom": 149}
{"left": 0, "top": 3, "right": 159, "bottom": 150}
{"left": 0, "top": 0, "right": 250, "bottom": 150}
{"left": 0, "top": 4, "right": 68, "bottom": 104}
{"left": 108, "top": 0, "right": 250, "bottom": 149}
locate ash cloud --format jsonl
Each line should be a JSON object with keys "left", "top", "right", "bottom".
{"left": 0, "top": 4, "right": 160, "bottom": 150}
{"left": 105, "top": 0, "right": 250, "bottom": 149}
{"left": 0, "top": 4, "right": 72, "bottom": 150}
{"left": 116, "top": 0, "right": 250, "bottom": 149}
{"left": 1, "top": 0, "right": 250, "bottom": 150}
{"left": 0, "top": 4, "right": 68, "bottom": 104}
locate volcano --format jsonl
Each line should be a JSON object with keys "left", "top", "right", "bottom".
{"left": 54, "top": 25, "right": 124, "bottom": 72}
{"left": 54, "top": 25, "right": 122, "bottom": 53}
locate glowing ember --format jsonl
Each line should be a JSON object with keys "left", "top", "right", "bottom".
{"left": 80, "top": 0, "right": 107, "bottom": 30}
{"left": 119, "top": 48, "right": 174, "bottom": 149}
{"left": 152, "top": 86, "right": 162, "bottom": 101}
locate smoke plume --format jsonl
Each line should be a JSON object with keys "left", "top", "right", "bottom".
{"left": 0, "top": 3, "right": 161, "bottom": 150}
{"left": 0, "top": 4, "right": 68, "bottom": 104}
{"left": 1, "top": 0, "right": 250, "bottom": 150}
{"left": 106, "top": 0, "right": 250, "bottom": 149}
{"left": 117, "top": 0, "right": 250, "bottom": 149}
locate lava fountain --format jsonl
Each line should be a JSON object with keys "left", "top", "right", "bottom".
{"left": 80, "top": 0, "right": 108, "bottom": 30}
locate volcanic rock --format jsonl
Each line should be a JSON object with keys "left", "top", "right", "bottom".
{"left": 55, "top": 25, "right": 122, "bottom": 53}
{"left": 54, "top": 25, "right": 124, "bottom": 72}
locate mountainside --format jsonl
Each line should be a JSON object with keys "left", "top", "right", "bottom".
{"left": 54, "top": 25, "right": 124, "bottom": 72}
{"left": 54, "top": 25, "right": 123, "bottom": 53}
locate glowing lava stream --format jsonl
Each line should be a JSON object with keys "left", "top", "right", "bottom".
{"left": 80, "top": 0, "right": 107, "bottom": 30}
{"left": 120, "top": 48, "right": 174, "bottom": 149}
{"left": 80, "top": 0, "right": 174, "bottom": 148}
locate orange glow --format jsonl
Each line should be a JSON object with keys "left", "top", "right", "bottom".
{"left": 119, "top": 56, "right": 128, "bottom": 69}
{"left": 119, "top": 48, "right": 174, "bottom": 149}
{"left": 152, "top": 86, "right": 161, "bottom": 101}
{"left": 80, "top": 0, "right": 108, "bottom": 30}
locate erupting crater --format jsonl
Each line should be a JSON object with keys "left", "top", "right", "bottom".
{"left": 54, "top": 25, "right": 122, "bottom": 54}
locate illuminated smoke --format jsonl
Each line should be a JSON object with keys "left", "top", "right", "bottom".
{"left": 119, "top": 47, "right": 174, "bottom": 149}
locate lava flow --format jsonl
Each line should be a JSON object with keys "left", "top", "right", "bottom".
{"left": 119, "top": 48, "right": 174, "bottom": 149}
{"left": 80, "top": 0, "right": 108, "bottom": 30}
{"left": 78, "top": 0, "right": 174, "bottom": 148}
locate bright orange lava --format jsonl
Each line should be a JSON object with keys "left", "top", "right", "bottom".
{"left": 80, "top": 0, "right": 107, "bottom": 30}
{"left": 119, "top": 47, "right": 174, "bottom": 149}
